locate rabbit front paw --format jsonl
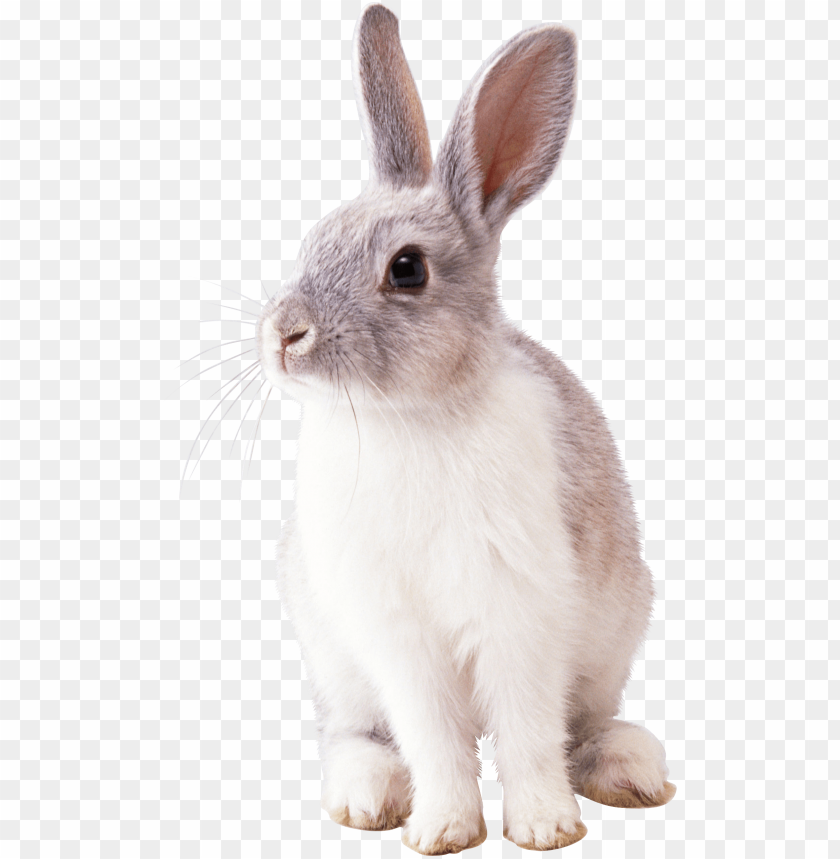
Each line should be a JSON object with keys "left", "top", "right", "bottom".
{"left": 322, "top": 739, "right": 411, "bottom": 831}
{"left": 503, "top": 804, "right": 587, "bottom": 851}
{"left": 401, "top": 809, "right": 487, "bottom": 855}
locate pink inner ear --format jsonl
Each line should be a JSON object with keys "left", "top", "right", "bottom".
{"left": 475, "top": 46, "right": 553, "bottom": 202}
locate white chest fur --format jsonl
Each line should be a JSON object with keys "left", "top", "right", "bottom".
{"left": 294, "top": 357, "right": 577, "bottom": 651}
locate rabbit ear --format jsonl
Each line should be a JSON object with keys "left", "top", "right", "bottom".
{"left": 434, "top": 24, "right": 577, "bottom": 233}
{"left": 352, "top": 5, "right": 433, "bottom": 188}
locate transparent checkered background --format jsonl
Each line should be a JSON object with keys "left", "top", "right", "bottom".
{"left": 0, "top": 1, "right": 836, "bottom": 857}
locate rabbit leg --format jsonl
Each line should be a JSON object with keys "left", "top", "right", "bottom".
{"left": 301, "top": 632, "right": 413, "bottom": 830}
{"left": 476, "top": 630, "right": 587, "bottom": 851}
{"left": 362, "top": 632, "right": 485, "bottom": 855}
{"left": 569, "top": 718, "right": 676, "bottom": 809}
{"left": 278, "top": 524, "right": 411, "bottom": 830}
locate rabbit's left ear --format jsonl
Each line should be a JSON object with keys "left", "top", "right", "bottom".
{"left": 353, "top": 4, "right": 432, "bottom": 188}
{"left": 435, "top": 24, "right": 577, "bottom": 234}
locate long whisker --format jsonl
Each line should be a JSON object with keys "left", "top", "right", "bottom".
{"left": 196, "top": 318, "right": 257, "bottom": 326}
{"left": 188, "top": 366, "right": 262, "bottom": 482}
{"left": 229, "top": 377, "right": 267, "bottom": 455}
{"left": 206, "top": 320, "right": 258, "bottom": 327}
{"left": 201, "top": 279, "right": 262, "bottom": 306}
{"left": 180, "top": 348, "right": 256, "bottom": 388}
{"left": 216, "top": 303, "right": 261, "bottom": 317}
{"left": 206, "top": 360, "right": 261, "bottom": 401}
{"left": 181, "top": 363, "right": 260, "bottom": 483}
{"left": 354, "top": 364, "right": 413, "bottom": 526}
{"left": 337, "top": 352, "right": 354, "bottom": 389}
{"left": 218, "top": 283, "right": 263, "bottom": 305}
{"left": 180, "top": 338, "right": 256, "bottom": 366}
{"left": 366, "top": 371, "right": 416, "bottom": 462}
{"left": 355, "top": 360, "right": 418, "bottom": 529}
{"left": 262, "top": 282, "right": 270, "bottom": 301}
{"left": 246, "top": 385, "right": 272, "bottom": 473}
{"left": 344, "top": 352, "right": 367, "bottom": 407}
{"left": 343, "top": 382, "right": 361, "bottom": 518}
{"left": 325, "top": 364, "right": 341, "bottom": 429}
{"left": 349, "top": 344, "right": 388, "bottom": 382}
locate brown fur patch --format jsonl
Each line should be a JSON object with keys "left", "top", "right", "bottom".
{"left": 402, "top": 818, "right": 487, "bottom": 855}
{"left": 581, "top": 780, "right": 677, "bottom": 809}
{"left": 504, "top": 819, "right": 588, "bottom": 851}
{"left": 329, "top": 803, "right": 406, "bottom": 831}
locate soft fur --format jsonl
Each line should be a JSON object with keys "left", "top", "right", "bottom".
{"left": 258, "top": 5, "right": 674, "bottom": 853}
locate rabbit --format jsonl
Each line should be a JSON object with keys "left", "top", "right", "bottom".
{"left": 257, "top": 4, "right": 675, "bottom": 853}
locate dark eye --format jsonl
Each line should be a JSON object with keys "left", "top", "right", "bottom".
{"left": 389, "top": 253, "right": 426, "bottom": 289}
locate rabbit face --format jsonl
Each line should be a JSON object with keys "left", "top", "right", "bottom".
{"left": 258, "top": 5, "right": 577, "bottom": 415}
{"left": 257, "top": 184, "right": 502, "bottom": 409}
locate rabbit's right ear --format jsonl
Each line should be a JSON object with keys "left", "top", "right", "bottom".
{"left": 353, "top": 5, "right": 433, "bottom": 188}
{"left": 434, "top": 24, "right": 577, "bottom": 235}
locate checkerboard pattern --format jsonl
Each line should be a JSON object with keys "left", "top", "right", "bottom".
{"left": 0, "top": 1, "right": 836, "bottom": 856}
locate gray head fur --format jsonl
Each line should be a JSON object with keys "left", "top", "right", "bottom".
{"left": 257, "top": 5, "right": 578, "bottom": 415}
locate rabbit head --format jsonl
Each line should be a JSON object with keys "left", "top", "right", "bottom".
{"left": 257, "top": 4, "right": 577, "bottom": 411}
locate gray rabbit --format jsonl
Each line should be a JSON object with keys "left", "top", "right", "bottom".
{"left": 257, "top": 5, "right": 675, "bottom": 853}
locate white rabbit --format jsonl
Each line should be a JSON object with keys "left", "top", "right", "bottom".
{"left": 257, "top": 4, "right": 675, "bottom": 853}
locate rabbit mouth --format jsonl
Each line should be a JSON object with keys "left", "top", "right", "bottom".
{"left": 261, "top": 351, "right": 316, "bottom": 399}
{"left": 258, "top": 308, "right": 311, "bottom": 368}
{"left": 265, "top": 347, "right": 314, "bottom": 388}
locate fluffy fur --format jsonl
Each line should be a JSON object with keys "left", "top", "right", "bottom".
{"left": 258, "top": 5, "right": 674, "bottom": 853}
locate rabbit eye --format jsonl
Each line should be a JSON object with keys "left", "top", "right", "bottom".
{"left": 389, "top": 253, "right": 426, "bottom": 289}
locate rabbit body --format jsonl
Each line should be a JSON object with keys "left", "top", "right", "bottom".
{"left": 261, "top": 6, "right": 674, "bottom": 853}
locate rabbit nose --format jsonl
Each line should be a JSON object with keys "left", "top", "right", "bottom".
{"left": 281, "top": 328, "right": 308, "bottom": 349}
{"left": 277, "top": 323, "right": 314, "bottom": 371}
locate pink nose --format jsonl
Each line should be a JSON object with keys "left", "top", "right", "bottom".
{"left": 281, "top": 328, "right": 308, "bottom": 350}
{"left": 279, "top": 326, "right": 310, "bottom": 372}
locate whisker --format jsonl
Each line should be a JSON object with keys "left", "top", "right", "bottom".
{"left": 325, "top": 364, "right": 340, "bottom": 429}
{"left": 229, "top": 378, "right": 268, "bottom": 455}
{"left": 195, "top": 318, "right": 257, "bottom": 326}
{"left": 343, "top": 382, "right": 361, "bottom": 518}
{"left": 195, "top": 316, "right": 257, "bottom": 326}
{"left": 355, "top": 366, "right": 412, "bottom": 520}
{"left": 188, "top": 366, "right": 262, "bottom": 482}
{"left": 332, "top": 367, "right": 343, "bottom": 423}
{"left": 206, "top": 360, "right": 261, "bottom": 401}
{"left": 331, "top": 306, "right": 357, "bottom": 331}
{"left": 246, "top": 385, "right": 272, "bottom": 473}
{"left": 262, "top": 282, "right": 270, "bottom": 301}
{"left": 179, "top": 348, "right": 256, "bottom": 388}
{"left": 344, "top": 352, "right": 367, "bottom": 406}
{"left": 349, "top": 344, "right": 388, "bottom": 380}
{"left": 202, "top": 279, "right": 260, "bottom": 304}
{"left": 326, "top": 323, "right": 370, "bottom": 336}
{"left": 336, "top": 352, "right": 353, "bottom": 387}
{"left": 181, "top": 363, "right": 260, "bottom": 483}
{"left": 216, "top": 303, "right": 261, "bottom": 318}
{"left": 392, "top": 369, "right": 411, "bottom": 418}
{"left": 180, "top": 337, "right": 256, "bottom": 366}
{"left": 355, "top": 360, "right": 418, "bottom": 529}
{"left": 218, "top": 283, "right": 263, "bottom": 305}
{"left": 360, "top": 366, "right": 415, "bottom": 453}
{"left": 334, "top": 355, "right": 355, "bottom": 420}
